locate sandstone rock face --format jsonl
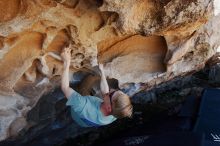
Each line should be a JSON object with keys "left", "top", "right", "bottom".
{"left": 0, "top": 32, "right": 44, "bottom": 95}
{"left": 0, "top": 0, "right": 220, "bottom": 141}
{"left": 98, "top": 35, "right": 167, "bottom": 85}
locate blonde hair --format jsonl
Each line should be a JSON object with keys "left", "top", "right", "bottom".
{"left": 111, "top": 92, "right": 133, "bottom": 118}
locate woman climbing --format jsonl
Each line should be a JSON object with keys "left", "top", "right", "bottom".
{"left": 60, "top": 46, "right": 133, "bottom": 127}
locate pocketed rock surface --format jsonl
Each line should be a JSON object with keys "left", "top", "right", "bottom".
{"left": 0, "top": 0, "right": 220, "bottom": 141}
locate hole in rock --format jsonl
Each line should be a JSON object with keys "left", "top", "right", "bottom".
{"left": 84, "top": 0, "right": 103, "bottom": 7}
{"left": 72, "top": 72, "right": 119, "bottom": 97}
{"left": 75, "top": 53, "right": 85, "bottom": 59}
{"left": 160, "top": 0, "right": 172, "bottom": 6}
{"left": 57, "top": 0, "right": 80, "bottom": 8}
{"left": 100, "top": 11, "right": 119, "bottom": 26}
{"left": 88, "top": 78, "right": 119, "bottom": 96}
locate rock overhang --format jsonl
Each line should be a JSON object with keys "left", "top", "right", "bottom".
{"left": 0, "top": 0, "right": 220, "bottom": 141}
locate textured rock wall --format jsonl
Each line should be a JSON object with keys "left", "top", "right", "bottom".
{"left": 0, "top": 0, "right": 220, "bottom": 141}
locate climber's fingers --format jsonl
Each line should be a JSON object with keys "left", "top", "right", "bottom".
{"left": 62, "top": 47, "right": 71, "bottom": 54}
{"left": 67, "top": 48, "right": 71, "bottom": 54}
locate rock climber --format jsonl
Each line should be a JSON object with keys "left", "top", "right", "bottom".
{"left": 60, "top": 46, "right": 133, "bottom": 127}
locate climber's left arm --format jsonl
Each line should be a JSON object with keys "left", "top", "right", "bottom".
{"left": 61, "top": 47, "right": 74, "bottom": 98}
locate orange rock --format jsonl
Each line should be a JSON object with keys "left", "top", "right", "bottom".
{"left": 46, "top": 29, "right": 70, "bottom": 53}
{"left": 0, "top": 36, "right": 4, "bottom": 49}
{"left": 0, "top": 31, "right": 44, "bottom": 95}
{"left": 0, "top": 0, "right": 21, "bottom": 22}
{"left": 98, "top": 35, "right": 167, "bottom": 84}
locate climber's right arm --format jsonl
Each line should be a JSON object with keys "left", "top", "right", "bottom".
{"left": 61, "top": 47, "right": 74, "bottom": 98}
